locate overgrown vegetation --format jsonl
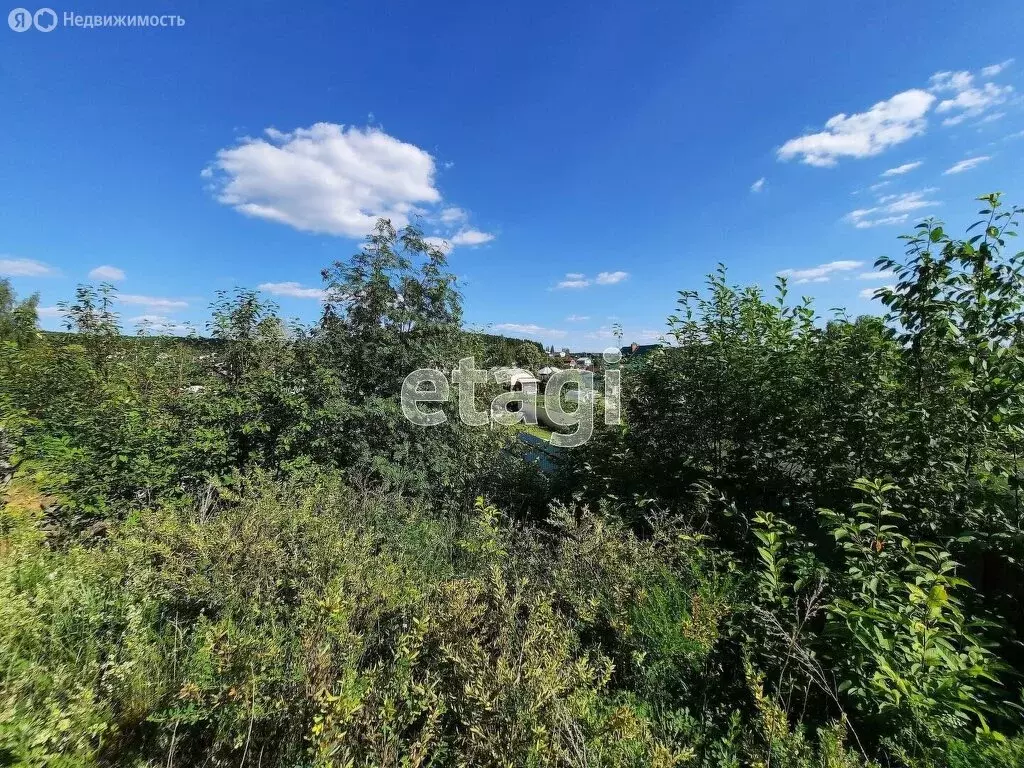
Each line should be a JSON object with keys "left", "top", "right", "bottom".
{"left": 2, "top": 198, "right": 1024, "bottom": 766}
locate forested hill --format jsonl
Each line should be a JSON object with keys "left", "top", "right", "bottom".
{"left": 38, "top": 328, "right": 549, "bottom": 369}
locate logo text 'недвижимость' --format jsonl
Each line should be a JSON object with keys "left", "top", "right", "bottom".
{"left": 8, "top": 8, "right": 184, "bottom": 31}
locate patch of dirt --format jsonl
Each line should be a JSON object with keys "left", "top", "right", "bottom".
{"left": 3, "top": 477, "right": 50, "bottom": 515}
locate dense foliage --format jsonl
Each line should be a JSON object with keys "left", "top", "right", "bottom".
{"left": 2, "top": 199, "right": 1024, "bottom": 766}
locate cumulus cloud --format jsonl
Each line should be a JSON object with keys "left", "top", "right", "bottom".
{"left": 930, "top": 68, "right": 1013, "bottom": 126}
{"left": 777, "top": 90, "right": 935, "bottom": 167}
{"left": 882, "top": 161, "right": 922, "bottom": 177}
{"left": 859, "top": 269, "right": 896, "bottom": 281}
{"left": 859, "top": 285, "right": 893, "bottom": 300}
{"left": 206, "top": 123, "right": 499, "bottom": 252}
{"left": 258, "top": 281, "right": 328, "bottom": 300}
{"left": 206, "top": 123, "right": 441, "bottom": 238}
{"left": 423, "top": 236, "right": 453, "bottom": 254}
{"left": 937, "top": 84, "right": 1013, "bottom": 125}
{"left": 981, "top": 59, "right": 1014, "bottom": 78}
{"left": 494, "top": 322, "right": 568, "bottom": 339}
{"left": 585, "top": 327, "right": 662, "bottom": 343}
{"left": 450, "top": 229, "right": 495, "bottom": 247}
{"left": 0, "top": 257, "right": 57, "bottom": 277}
{"left": 778, "top": 63, "right": 1014, "bottom": 166}
{"left": 88, "top": 265, "right": 125, "bottom": 281}
{"left": 853, "top": 215, "right": 911, "bottom": 228}
{"left": 846, "top": 189, "right": 941, "bottom": 228}
{"left": 977, "top": 112, "right": 1006, "bottom": 125}
{"left": 128, "top": 315, "right": 194, "bottom": 335}
{"left": 556, "top": 276, "right": 591, "bottom": 289}
{"left": 750, "top": 177, "right": 767, "bottom": 193}
{"left": 596, "top": 271, "right": 629, "bottom": 285}
{"left": 439, "top": 207, "right": 467, "bottom": 225}
{"left": 554, "top": 271, "right": 629, "bottom": 289}
{"left": 119, "top": 294, "right": 188, "bottom": 310}
{"left": 778, "top": 260, "right": 864, "bottom": 284}
{"left": 943, "top": 155, "right": 991, "bottom": 174}
{"left": 928, "top": 70, "right": 975, "bottom": 93}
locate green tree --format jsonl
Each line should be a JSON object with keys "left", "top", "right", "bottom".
{"left": 320, "top": 218, "right": 462, "bottom": 397}
{"left": 0, "top": 278, "right": 40, "bottom": 346}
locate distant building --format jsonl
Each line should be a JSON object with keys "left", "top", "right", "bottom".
{"left": 492, "top": 368, "right": 540, "bottom": 414}
{"left": 619, "top": 342, "right": 661, "bottom": 361}
{"left": 492, "top": 367, "right": 540, "bottom": 392}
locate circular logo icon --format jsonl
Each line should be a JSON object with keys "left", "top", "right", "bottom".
{"left": 33, "top": 7, "right": 56, "bottom": 31}
{"left": 8, "top": 7, "right": 32, "bottom": 31}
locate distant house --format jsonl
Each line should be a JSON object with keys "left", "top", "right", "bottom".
{"left": 492, "top": 368, "right": 539, "bottom": 389}
{"left": 574, "top": 357, "right": 594, "bottom": 369}
{"left": 619, "top": 342, "right": 661, "bottom": 361}
{"left": 492, "top": 368, "right": 540, "bottom": 414}
{"left": 509, "top": 370, "right": 540, "bottom": 393}
{"left": 537, "top": 366, "right": 559, "bottom": 378}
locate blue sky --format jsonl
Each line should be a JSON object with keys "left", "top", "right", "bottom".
{"left": 2, "top": 0, "right": 1023, "bottom": 350}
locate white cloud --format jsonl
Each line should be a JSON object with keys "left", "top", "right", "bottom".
{"left": 556, "top": 277, "right": 591, "bottom": 289}
{"left": 929, "top": 70, "right": 975, "bottom": 93}
{"left": 423, "top": 236, "right": 453, "bottom": 254}
{"left": 882, "top": 161, "right": 922, "bottom": 176}
{"left": 777, "top": 89, "right": 935, "bottom": 167}
{"left": 450, "top": 229, "right": 495, "bottom": 247}
{"left": 635, "top": 329, "right": 663, "bottom": 342}
{"left": 852, "top": 215, "right": 910, "bottom": 228}
{"left": 128, "top": 314, "right": 193, "bottom": 335}
{"left": 88, "top": 265, "right": 125, "bottom": 281}
{"left": 258, "top": 281, "right": 328, "bottom": 300}
{"left": 778, "top": 63, "right": 1014, "bottom": 167}
{"left": 779, "top": 260, "right": 864, "bottom": 284}
{"left": 596, "top": 270, "right": 629, "bottom": 285}
{"left": 119, "top": 294, "right": 188, "bottom": 310}
{"left": 859, "top": 285, "right": 893, "bottom": 300}
{"left": 877, "top": 188, "right": 940, "bottom": 211}
{"left": 494, "top": 322, "right": 568, "bottom": 339}
{"left": 930, "top": 69, "right": 1013, "bottom": 125}
{"left": 566, "top": 314, "right": 590, "bottom": 322}
{"left": 439, "top": 207, "right": 467, "bottom": 225}
{"left": 858, "top": 269, "right": 895, "bottom": 281}
{"left": 868, "top": 181, "right": 891, "bottom": 192}
{"left": 37, "top": 306, "right": 62, "bottom": 318}
{"left": 207, "top": 123, "right": 442, "bottom": 238}
{"left": 846, "top": 189, "right": 941, "bottom": 228}
{"left": 750, "top": 177, "right": 767, "bottom": 193}
{"left": 937, "top": 83, "right": 1013, "bottom": 125}
{"left": 585, "top": 327, "right": 662, "bottom": 343}
{"left": 943, "top": 155, "right": 991, "bottom": 174}
{"left": 0, "top": 258, "right": 57, "bottom": 277}
{"left": 981, "top": 59, "right": 1014, "bottom": 78}
{"left": 555, "top": 271, "right": 629, "bottom": 289}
